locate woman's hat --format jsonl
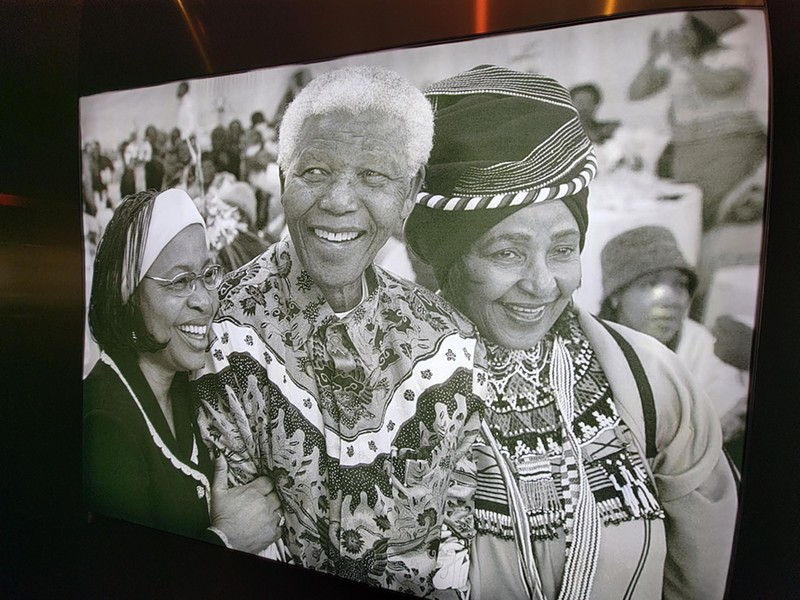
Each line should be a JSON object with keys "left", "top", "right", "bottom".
{"left": 405, "top": 65, "right": 596, "bottom": 284}
{"left": 600, "top": 225, "right": 698, "bottom": 303}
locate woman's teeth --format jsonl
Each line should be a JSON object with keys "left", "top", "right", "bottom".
{"left": 178, "top": 324, "right": 208, "bottom": 338}
{"left": 314, "top": 228, "right": 360, "bottom": 242}
{"left": 504, "top": 303, "right": 546, "bottom": 320}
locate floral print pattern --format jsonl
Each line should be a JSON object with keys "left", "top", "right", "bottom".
{"left": 192, "top": 239, "right": 485, "bottom": 598}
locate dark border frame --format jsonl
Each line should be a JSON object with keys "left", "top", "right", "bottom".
{"left": 4, "top": 0, "right": 799, "bottom": 597}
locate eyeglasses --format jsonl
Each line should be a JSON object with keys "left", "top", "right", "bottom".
{"left": 144, "top": 264, "right": 224, "bottom": 297}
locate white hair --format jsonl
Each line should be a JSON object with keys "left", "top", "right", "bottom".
{"left": 277, "top": 65, "right": 433, "bottom": 176}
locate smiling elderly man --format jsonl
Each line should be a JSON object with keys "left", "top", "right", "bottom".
{"left": 191, "top": 66, "right": 484, "bottom": 598}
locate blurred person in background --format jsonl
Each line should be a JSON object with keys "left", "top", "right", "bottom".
{"left": 163, "top": 129, "right": 192, "bottom": 188}
{"left": 628, "top": 10, "right": 767, "bottom": 230}
{"left": 200, "top": 151, "right": 236, "bottom": 199}
{"left": 569, "top": 82, "right": 644, "bottom": 176}
{"left": 210, "top": 124, "right": 240, "bottom": 179}
{"left": 242, "top": 150, "right": 283, "bottom": 238}
{"left": 143, "top": 124, "right": 166, "bottom": 190}
{"left": 177, "top": 81, "right": 201, "bottom": 186}
{"left": 123, "top": 127, "right": 152, "bottom": 193}
{"left": 213, "top": 181, "right": 270, "bottom": 273}
{"left": 271, "top": 67, "right": 313, "bottom": 126}
{"left": 249, "top": 111, "right": 279, "bottom": 158}
{"left": 570, "top": 83, "right": 621, "bottom": 146}
{"left": 228, "top": 118, "right": 245, "bottom": 152}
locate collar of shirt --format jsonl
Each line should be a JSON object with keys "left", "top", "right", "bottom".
{"left": 221, "top": 237, "right": 389, "bottom": 363}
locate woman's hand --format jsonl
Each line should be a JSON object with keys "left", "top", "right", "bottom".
{"left": 209, "top": 453, "right": 284, "bottom": 554}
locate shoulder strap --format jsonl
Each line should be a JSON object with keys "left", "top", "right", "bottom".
{"left": 594, "top": 318, "right": 657, "bottom": 460}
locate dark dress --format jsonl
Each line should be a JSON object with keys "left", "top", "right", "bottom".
{"left": 83, "top": 349, "right": 220, "bottom": 543}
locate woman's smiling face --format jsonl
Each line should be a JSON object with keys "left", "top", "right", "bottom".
{"left": 137, "top": 224, "right": 218, "bottom": 375}
{"left": 447, "top": 200, "right": 581, "bottom": 350}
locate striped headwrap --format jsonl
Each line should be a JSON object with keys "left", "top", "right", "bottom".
{"left": 405, "top": 65, "right": 596, "bottom": 285}
{"left": 404, "top": 66, "right": 605, "bottom": 598}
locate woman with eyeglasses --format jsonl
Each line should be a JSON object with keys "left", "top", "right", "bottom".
{"left": 84, "top": 188, "right": 282, "bottom": 551}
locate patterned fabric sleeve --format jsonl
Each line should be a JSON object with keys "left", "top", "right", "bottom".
{"left": 430, "top": 341, "right": 489, "bottom": 598}
{"left": 432, "top": 407, "right": 482, "bottom": 598}
{"left": 192, "top": 319, "right": 269, "bottom": 487}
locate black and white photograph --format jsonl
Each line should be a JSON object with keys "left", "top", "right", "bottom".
{"left": 79, "top": 8, "right": 768, "bottom": 599}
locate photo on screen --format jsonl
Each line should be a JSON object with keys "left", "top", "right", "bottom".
{"left": 80, "top": 8, "right": 768, "bottom": 598}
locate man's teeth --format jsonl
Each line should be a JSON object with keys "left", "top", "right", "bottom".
{"left": 314, "top": 229, "right": 359, "bottom": 242}
{"left": 179, "top": 325, "right": 207, "bottom": 337}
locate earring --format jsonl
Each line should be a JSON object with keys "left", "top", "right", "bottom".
{"left": 132, "top": 331, "right": 138, "bottom": 343}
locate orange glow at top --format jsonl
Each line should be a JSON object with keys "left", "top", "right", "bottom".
{"left": 475, "top": 0, "right": 489, "bottom": 34}
{"left": 603, "top": 0, "right": 618, "bottom": 15}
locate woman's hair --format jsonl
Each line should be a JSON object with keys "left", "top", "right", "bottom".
{"left": 210, "top": 125, "right": 229, "bottom": 148}
{"left": 277, "top": 65, "right": 434, "bottom": 177}
{"left": 88, "top": 189, "right": 167, "bottom": 354}
{"left": 250, "top": 111, "right": 267, "bottom": 127}
{"left": 438, "top": 257, "right": 464, "bottom": 308}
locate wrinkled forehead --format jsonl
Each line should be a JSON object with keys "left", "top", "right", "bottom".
{"left": 293, "top": 110, "right": 411, "bottom": 167}
{"left": 299, "top": 109, "right": 407, "bottom": 143}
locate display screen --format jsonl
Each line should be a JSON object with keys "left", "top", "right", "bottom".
{"left": 79, "top": 7, "right": 769, "bottom": 598}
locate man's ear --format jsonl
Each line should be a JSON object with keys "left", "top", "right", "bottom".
{"left": 401, "top": 166, "right": 425, "bottom": 219}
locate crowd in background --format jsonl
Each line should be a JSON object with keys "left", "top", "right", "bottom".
{"left": 81, "top": 74, "right": 311, "bottom": 277}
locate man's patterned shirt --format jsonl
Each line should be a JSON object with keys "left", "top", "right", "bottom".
{"left": 192, "top": 238, "right": 485, "bottom": 598}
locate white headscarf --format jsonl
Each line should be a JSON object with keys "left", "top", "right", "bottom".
{"left": 120, "top": 188, "right": 206, "bottom": 303}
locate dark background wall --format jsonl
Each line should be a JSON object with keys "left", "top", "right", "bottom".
{"left": 1, "top": 1, "right": 798, "bottom": 597}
